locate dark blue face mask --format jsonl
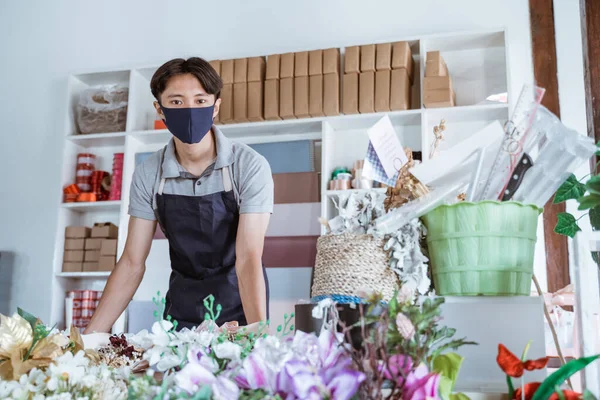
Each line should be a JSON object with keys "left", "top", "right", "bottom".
{"left": 159, "top": 104, "right": 215, "bottom": 144}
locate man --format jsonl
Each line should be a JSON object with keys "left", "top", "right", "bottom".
{"left": 84, "top": 57, "right": 272, "bottom": 332}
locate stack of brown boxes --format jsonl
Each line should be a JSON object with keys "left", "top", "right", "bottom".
{"left": 218, "top": 60, "right": 234, "bottom": 123}
{"left": 280, "top": 53, "right": 295, "bottom": 119}
{"left": 91, "top": 223, "right": 118, "bottom": 272}
{"left": 308, "top": 50, "right": 324, "bottom": 117}
{"left": 423, "top": 51, "right": 455, "bottom": 108}
{"left": 63, "top": 226, "right": 91, "bottom": 272}
{"left": 390, "top": 41, "right": 414, "bottom": 111}
{"left": 343, "top": 46, "right": 360, "bottom": 114}
{"left": 248, "top": 57, "right": 266, "bottom": 122}
{"left": 264, "top": 55, "right": 281, "bottom": 120}
{"left": 294, "top": 52, "right": 309, "bottom": 119}
{"left": 209, "top": 60, "right": 221, "bottom": 124}
{"left": 322, "top": 49, "right": 340, "bottom": 116}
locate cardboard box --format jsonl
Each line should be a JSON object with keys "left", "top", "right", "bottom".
{"left": 323, "top": 48, "right": 340, "bottom": 75}
{"left": 392, "top": 41, "right": 414, "bottom": 82}
{"left": 273, "top": 172, "right": 320, "bottom": 204}
{"left": 294, "top": 51, "right": 309, "bottom": 77}
{"left": 375, "top": 70, "right": 391, "bottom": 112}
{"left": 342, "top": 73, "right": 359, "bottom": 115}
{"left": 65, "top": 226, "right": 91, "bottom": 238}
{"left": 234, "top": 58, "right": 248, "bottom": 83}
{"left": 266, "top": 54, "right": 280, "bottom": 80}
{"left": 344, "top": 46, "right": 360, "bottom": 74}
{"left": 424, "top": 88, "right": 456, "bottom": 108}
{"left": 424, "top": 75, "right": 453, "bottom": 92}
{"left": 84, "top": 250, "right": 101, "bottom": 262}
{"left": 309, "top": 75, "right": 324, "bottom": 117}
{"left": 359, "top": 71, "right": 375, "bottom": 113}
{"left": 100, "top": 239, "right": 118, "bottom": 256}
{"left": 360, "top": 44, "right": 376, "bottom": 72}
{"left": 390, "top": 68, "right": 411, "bottom": 111}
{"left": 209, "top": 60, "right": 221, "bottom": 75}
{"left": 98, "top": 256, "right": 116, "bottom": 272}
{"left": 85, "top": 238, "right": 103, "bottom": 250}
{"left": 83, "top": 262, "right": 98, "bottom": 272}
{"left": 91, "top": 222, "right": 118, "bottom": 239}
{"left": 233, "top": 82, "right": 248, "bottom": 122}
{"left": 309, "top": 50, "right": 323, "bottom": 76}
{"left": 279, "top": 77, "right": 295, "bottom": 119}
{"left": 220, "top": 59, "right": 234, "bottom": 84}
{"left": 248, "top": 81, "right": 264, "bottom": 122}
{"left": 280, "top": 53, "right": 295, "bottom": 79}
{"left": 62, "top": 262, "right": 82, "bottom": 273}
{"left": 294, "top": 76, "right": 309, "bottom": 118}
{"left": 65, "top": 238, "right": 85, "bottom": 250}
{"left": 220, "top": 83, "right": 234, "bottom": 123}
{"left": 264, "top": 79, "right": 280, "bottom": 121}
{"left": 323, "top": 73, "right": 340, "bottom": 116}
{"left": 376, "top": 43, "right": 392, "bottom": 70}
{"left": 64, "top": 250, "right": 84, "bottom": 263}
{"left": 247, "top": 57, "right": 265, "bottom": 82}
{"left": 425, "top": 51, "right": 448, "bottom": 77}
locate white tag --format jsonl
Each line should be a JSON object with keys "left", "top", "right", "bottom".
{"left": 367, "top": 115, "right": 408, "bottom": 178}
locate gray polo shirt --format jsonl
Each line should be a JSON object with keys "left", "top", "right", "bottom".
{"left": 128, "top": 126, "right": 274, "bottom": 221}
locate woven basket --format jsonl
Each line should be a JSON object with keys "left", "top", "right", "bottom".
{"left": 311, "top": 233, "right": 399, "bottom": 302}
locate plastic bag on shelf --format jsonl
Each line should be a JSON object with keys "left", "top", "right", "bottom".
{"left": 76, "top": 85, "right": 128, "bottom": 134}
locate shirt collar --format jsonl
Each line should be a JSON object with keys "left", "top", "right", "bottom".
{"left": 161, "top": 125, "right": 234, "bottom": 178}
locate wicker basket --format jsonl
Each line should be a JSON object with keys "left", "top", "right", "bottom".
{"left": 311, "top": 233, "right": 399, "bottom": 302}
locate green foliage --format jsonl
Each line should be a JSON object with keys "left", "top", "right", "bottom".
{"left": 578, "top": 194, "right": 600, "bottom": 210}
{"left": 531, "top": 355, "right": 600, "bottom": 400}
{"left": 17, "top": 307, "right": 40, "bottom": 330}
{"left": 553, "top": 175, "right": 586, "bottom": 203}
{"left": 554, "top": 213, "right": 581, "bottom": 238}
{"left": 449, "top": 393, "right": 471, "bottom": 400}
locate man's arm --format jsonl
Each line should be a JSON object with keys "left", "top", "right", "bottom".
{"left": 84, "top": 217, "right": 157, "bottom": 333}
{"left": 235, "top": 212, "right": 270, "bottom": 324}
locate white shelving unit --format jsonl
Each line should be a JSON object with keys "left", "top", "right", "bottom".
{"left": 50, "top": 29, "right": 512, "bottom": 333}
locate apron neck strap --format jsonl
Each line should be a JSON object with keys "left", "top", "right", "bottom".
{"left": 158, "top": 177, "right": 166, "bottom": 195}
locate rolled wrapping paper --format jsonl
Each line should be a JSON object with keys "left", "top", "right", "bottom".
{"left": 337, "top": 172, "right": 352, "bottom": 181}
{"left": 354, "top": 160, "right": 365, "bottom": 170}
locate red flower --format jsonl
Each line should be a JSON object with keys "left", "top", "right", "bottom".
{"left": 514, "top": 383, "right": 581, "bottom": 400}
{"left": 497, "top": 344, "right": 549, "bottom": 378}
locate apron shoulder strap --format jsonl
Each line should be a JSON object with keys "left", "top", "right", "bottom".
{"left": 222, "top": 165, "right": 240, "bottom": 207}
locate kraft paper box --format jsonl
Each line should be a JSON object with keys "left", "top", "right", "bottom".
{"left": 64, "top": 250, "right": 84, "bottom": 263}
{"left": 391, "top": 68, "right": 411, "bottom": 111}
{"left": 85, "top": 238, "right": 103, "bottom": 250}
{"left": 266, "top": 54, "right": 280, "bottom": 80}
{"left": 98, "top": 256, "right": 116, "bottom": 272}
{"left": 323, "top": 48, "right": 340, "bottom": 75}
{"left": 392, "top": 41, "right": 414, "bottom": 82}
{"left": 323, "top": 73, "right": 340, "bottom": 116}
{"left": 65, "top": 238, "right": 85, "bottom": 250}
{"left": 425, "top": 51, "right": 448, "bottom": 77}
{"left": 84, "top": 251, "right": 101, "bottom": 262}
{"left": 247, "top": 57, "right": 265, "bottom": 82}
{"left": 424, "top": 75, "right": 453, "bottom": 91}
{"left": 294, "top": 76, "right": 309, "bottom": 118}
{"left": 91, "top": 222, "right": 118, "bottom": 239}
{"left": 273, "top": 172, "right": 320, "bottom": 204}
{"left": 83, "top": 262, "right": 98, "bottom": 272}
{"left": 279, "top": 77, "right": 295, "bottom": 119}
{"left": 344, "top": 46, "right": 360, "bottom": 74}
{"left": 424, "top": 88, "right": 456, "bottom": 108}
{"left": 234, "top": 58, "right": 248, "bottom": 83}
{"left": 375, "top": 70, "right": 391, "bottom": 112}
{"left": 264, "top": 79, "right": 280, "bottom": 120}
{"left": 220, "top": 84, "right": 234, "bottom": 123}
{"left": 360, "top": 44, "right": 376, "bottom": 72}
{"left": 342, "top": 73, "right": 359, "bottom": 115}
{"left": 280, "top": 53, "right": 295, "bottom": 79}
{"left": 65, "top": 226, "right": 90, "bottom": 238}
{"left": 309, "top": 75, "right": 324, "bottom": 117}
{"left": 209, "top": 60, "right": 221, "bottom": 76}
{"left": 62, "top": 262, "right": 82, "bottom": 273}
{"left": 100, "top": 239, "right": 118, "bottom": 256}
{"left": 248, "top": 81, "right": 264, "bottom": 122}
{"left": 376, "top": 43, "right": 392, "bottom": 70}
{"left": 220, "top": 59, "right": 234, "bottom": 84}
{"left": 294, "top": 51, "right": 309, "bottom": 77}
{"left": 309, "top": 50, "right": 323, "bottom": 76}
{"left": 233, "top": 82, "right": 248, "bottom": 122}
{"left": 359, "top": 71, "right": 375, "bottom": 113}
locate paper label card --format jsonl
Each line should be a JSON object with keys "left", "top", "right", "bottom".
{"left": 367, "top": 115, "right": 408, "bottom": 178}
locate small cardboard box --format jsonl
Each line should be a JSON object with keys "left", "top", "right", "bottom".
{"left": 83, "top": 262, "right": 98, "bottom": 272}
{"left": 424, "top": 88, "right": 456, "bottom": 108}
{"left": 342, "top": 73, "right": 359, "bottom": 115}
{"left": 64, "top": 250, "right": 84, "bottom": 263}
{"left": 323, "top": 73, "right": 340, "bottom": 116}
{"left": 65, "top": 226, "right": 91, "bottom": 238}
{"left": 85, "top": 238, "right": 103, "bottom": 250}
{"left": 266, "top": 54, "right": 280, "bottom": 80}
{"left": 273, "top": 172, "right": 320, "bottom": 204}
{"left": 376, "top": 43, "right": 392, "bottom": 70}
{"left": 294, "top": 76, "right": 309, "bottom": 118}
{"left": 344, "top": 46, "right": 360, "bottom": 74}
{"left": 392, "top": 41, "right": 414, "bottom": 82}
{"left": 294, "top": 51, "right": 309, "bottom": 77}
{"left": 424, "top": 75, "right": 453, "bottom": 91}
{"left": 309, "top": 75, "right": 324, "bottom": 117}
{"left": 279, "top": 77, "right": 295, "bottom": 119}
{"left": 62, "top": 262, "right": 83, "bottom": 273}
{"left": 360, "top": 44, "right": 376, "bottom": 72}
{"left": 234, "top": 58, "right": 248, "bottom": 83}
{"left": 233, "top": 82, "right": 248, "bottom": 122}
{"left": 220, "top": 59, "right": 234, "bottom": 84}
{"left": 248, "top": 81, "right": 264, "bottom": 122}
{"left": 323, "top": 48, "right": 340, "bottom": 75}
{"left": 425, "top": 51, "right": 448, "bottom": 77}
{"left": 247, "top": 57, "right": 266, "bottom": 82}
{"left": 359, "top": 71, "right": 375, "bottom": 113}
{"left": 98, "top": 256, "right": 116, "bottom": 272}
{"left": 391, "top": 68, "right": 411, "bottom": 111}
{"left": 209, "top": 60, "right": 221, "bottom": 75}
{"left": 84, "top": 250, "right": 101, "bottom": 262}
{"left": 375, "top": 70, "right": 391, "bottom": 112}
{"left": 100, "top": 239, "right": 118, "bottom": 256}
{"left": 264, "top": 79, "right": 280, "bottom": 121}
{"left": 65, "top": 238, "right": 85, "bottom": 251}
{"left": 91, "top": 222, "right": 118, "bottom": 239}
{"left": 309, "top": 50, "right": 323, "bottom": 76}
{"left": 220, "top": 83, "right": 234, "bottom": 123}
{"left": 280, "top": 53, "right": 295, "bottom": 79}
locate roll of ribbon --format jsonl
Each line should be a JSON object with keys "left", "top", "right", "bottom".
{"left": 63, "top": 184, "right": 80, "bottom": 195}
{"left": 77, "top": 193, "right": 97, "bottom": 202}
{"left": 337, "top": 173, "right": 353, "bottom": 181}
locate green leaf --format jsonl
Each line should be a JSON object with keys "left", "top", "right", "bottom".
{"left": 191, "top": 385, "right": 212, "bottom": 400}
{"left": 587, "top": 175, "right": 600, "bottom": 195}
{"left": 532, "top": 354, "right": 600, "bottom": 400}
{"left": 438, "top": 375, "right": 453, "bottom": 400}
{"left": 578, "top": 194, "right": 600, "bottom": 210}
{"left": 17, "top": 307, "right": 40, "bottom": 330}
{"left": 590, "top": 207, "right": 600, "bottom": 231}
{"left": 583, "top": 389, "right": 598, "bottom": 400}
{"left": 554, "top": 213, "right": 582, "bottom": 238}
{"left": 555, "top": 386, "right": 566, "bottom": 400}
{"left": 432, "top": 352, "right": 464, "bottom": 390}
{"left": 449, "top": 394, "right": 471, "bottom": 400}
{"left": 506, "top": 375, "right": 515, "bottom": 400}
{"left": 554, "top": 175, "right": 587, "bottom": 203}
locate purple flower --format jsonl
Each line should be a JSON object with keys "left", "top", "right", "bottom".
{"left": 327, "top": 368, "right": 366, "bottom": 400}
{"left": 317, "top": 330, "right": 346, "bottom": 370}
{"left": 276, "top": 360, "right": 323, "bottom": 399}
{"left": 403, "top": 365, "right": 441, "bottom": 400}
{"left": 211, "top": 375, "right": 240, "bottom": 400}
{"left": 187, "top": 348, "right": 218, "bottom": 373}
{"left": 174, "top": 363, "right": 216, "bottom": 393}
{"left": 381, "top": 354, "right": 414, "bottom": 384}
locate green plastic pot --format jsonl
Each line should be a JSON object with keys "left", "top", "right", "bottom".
{"left": 421, "top": 201, "right": 542, "bottom": 296}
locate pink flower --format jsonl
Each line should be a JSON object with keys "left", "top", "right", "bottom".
{"left": 403, "top": 365, "right": 441, "bottom": 400}
{"left": 174, "top": 363, "right": 216, "bottom": 393}
{"left": 327, "top": 369, "right": 366, "bottom": 400}
{"left": 276, "top": 360, "right": 323, "bottom": 399}
{"left": 382, "top": 354, "right": 414, "bottom": 384}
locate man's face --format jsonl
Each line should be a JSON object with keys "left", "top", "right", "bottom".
{"left": 154, "top": 73, "right": 221, "bottom": 120}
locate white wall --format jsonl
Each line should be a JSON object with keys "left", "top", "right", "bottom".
{"left": 0, "top": 0, "right": 535, "bottom": 321}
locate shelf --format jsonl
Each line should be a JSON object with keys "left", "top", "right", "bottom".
{"left": 66, "top": 132, "right": 127, "bottom": 147}
{"left": 324, "top": 188, "right": 387, "bottom": 197}
{"left": 423, "top": 102, "right": 508, "bottom": 120}
{"left": 56, "top": 271, "right": 111, "bottom": 278}
{"left": 61, "top": 200, "right": 121, "bottom": 212}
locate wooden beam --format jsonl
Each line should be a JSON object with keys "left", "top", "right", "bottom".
{"left": 529, "top": 0, "right": 571, "bottom": 292}
{"left": 581, "top": 0, "right": 600, "bottom": 148}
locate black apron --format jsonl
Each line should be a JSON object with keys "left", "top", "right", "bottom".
{"left": 156, "top": 163, "right": 269, "bottom": 330}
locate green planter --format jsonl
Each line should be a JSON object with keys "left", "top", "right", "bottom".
{"left": 422, "top": 201, "right": 542, "bottom": 296}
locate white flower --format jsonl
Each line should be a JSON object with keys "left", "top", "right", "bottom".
{"left": 0, "top": 380, "right": 20, "bottom": 398}
{"left": 175, "top": 328, "right": 215, "bottom": 348}
{"left": 213, "top": 341, "right": 242, "bottom": 361}
{"left": 46, "top": 351, "right": 88, "bottom": 391}
{"left": 156, "top": 353, "right": 181, "bottom": 372}
{"left": 149, "top": 320, "right": 174, "bottom": 347}
{"left": 20, "top": 367, "right": 46, "bottom": 393}
{"left": 174, "top": 362, "right": 216, "bottom": 393}
{"left": 211, "top": 376, "right": 240, "bottom": 400}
